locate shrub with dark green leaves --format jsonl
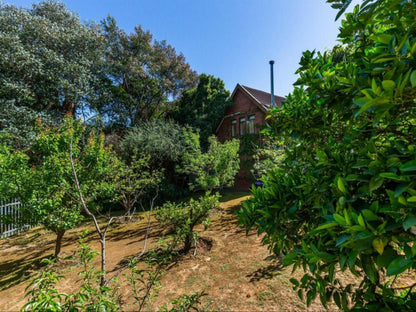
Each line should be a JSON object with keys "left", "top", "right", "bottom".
{"left": 239, "top": 0, "right": 416, "bottom": 310}
{"left": 155, "top": 192, "right": 220, "bottom": 253}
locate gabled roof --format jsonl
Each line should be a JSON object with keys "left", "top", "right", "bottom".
{"left": 231, "top": 83, "right": 285, "bottom": 112}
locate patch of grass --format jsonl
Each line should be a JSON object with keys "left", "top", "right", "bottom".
{"left": 257, "top": 289, "right": 278, "bottom": 301}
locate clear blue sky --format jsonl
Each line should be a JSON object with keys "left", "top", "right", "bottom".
{"left": 6, "top": 0, "right": 360, "bottom": 97}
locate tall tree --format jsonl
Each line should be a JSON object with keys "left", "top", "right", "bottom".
{"left": 171, "top": 74, "right": 232, "bottom": 149}
{"left": 100, "top": 16, "right": 197, "bottom": 128}
{"left": 0, "top": 1, "right": 106, "bottom": 117}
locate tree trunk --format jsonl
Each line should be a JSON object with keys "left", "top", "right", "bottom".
{"left": 184, "top": 234, "right": 192, "bottom": 253}
{"left": 100, "top": 237, "right": 106, "bottom": 287}
{"left": 184, "top": 206, "right": 193, "bottom": 253}
{"left": 54, "top": 229, "right": 66, "bottom": 258}
{"left": 62, "top": 100, "right": 75, "bottom": 116}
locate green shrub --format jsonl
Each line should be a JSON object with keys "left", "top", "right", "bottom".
{"left": 155, "top": 192, "right": 220, "bottom": 253}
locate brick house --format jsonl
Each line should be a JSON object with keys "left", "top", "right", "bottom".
{"left": 216, "top": 83, "right": 285, "bottom": 188}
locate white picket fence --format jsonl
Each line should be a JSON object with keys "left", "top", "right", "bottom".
{"left": 0, "top": 199, "right": 31, "bottom": 238}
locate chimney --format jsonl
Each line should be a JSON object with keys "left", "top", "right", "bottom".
{"left": 269, "top": 60, "right": 275, "bottom": 108}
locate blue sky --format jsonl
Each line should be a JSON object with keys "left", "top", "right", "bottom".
{"left": 6, "top": 0, "right": 359, "bottom": 97}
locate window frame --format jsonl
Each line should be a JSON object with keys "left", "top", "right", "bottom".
{"left": 248, "top": 115, "right": 255, "bottom": 134}
{"left": 239, "top": 117, "right": 246, "bottom": 135}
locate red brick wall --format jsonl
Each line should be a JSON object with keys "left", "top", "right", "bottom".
{"left": 216, "top": 88, "right": 267, "bottom": 189}
{"left": 216, "top": 89, "right": 266, "bottom": 142}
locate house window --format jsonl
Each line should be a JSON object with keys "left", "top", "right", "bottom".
{"left": 231, "top": 120, "right": 237, "bottom": 137}
{"left": 239, "top": 118, "right": 246, "bottom": 135}
{"left": 248, "top": 115, "right": 255, "bottom": 134}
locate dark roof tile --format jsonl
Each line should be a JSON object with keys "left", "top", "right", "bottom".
{"left": 240, "top": 85, "right": 285, "bottom": 109}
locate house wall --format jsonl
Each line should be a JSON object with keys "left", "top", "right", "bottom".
{"left": 216, "top": 88, "right": 267, "bottom": 189}
{"left": 216, "top": 89, "right": 266, "bottom": 142}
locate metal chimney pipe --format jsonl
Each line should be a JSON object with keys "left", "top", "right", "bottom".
{"left": 269, "top": 60, "right": 275, "bottom": 108}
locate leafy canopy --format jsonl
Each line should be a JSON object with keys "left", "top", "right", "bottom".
{"left": 171, "top": 74, "right": 232, "bottom": 149}
{"left": 239, "top": 0, "right": 416, "bottom": 310}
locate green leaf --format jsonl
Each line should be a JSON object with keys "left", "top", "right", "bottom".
{"left": 407, "top": 196, "right": 416, "bottom": 202}
{"left": 361, "top": 254, "right": 378, "bottom": 283}
{"left": 403, "top": 216, "right": 416, "bottom": 230}
{"left": 379, "top": 172, "right": 407, "bottom": 181}
{"left": 358, "top": 214, "right": 366, "bottom": 228}
{"left": 411, "top": 70, "right": 416, "bottom": 88}
{"left": 376, "top": 247, "right": 396, "bottom": 268}
{"left": 382, "top": 80, "right": 396, "bottom": 91}
{"left": 314, "top": 222, "right": 338, "bottom": 231}
{"left": 400, "top": 160, "right": 416, "bottom": 172}
{"left": 283, "top": 253, "right": 297, "bottom": 266}
{"left": 361, "top": 209, "right": 378, "bottom": 221}
{"left": 357, "top": 98, "right": 391, "bottom": 115}
{"left": 289, "top": 278, "right": 299, "bottom": 288}
{"left": 372, "top": 237, "right": 385, "bottom": 255}
{"left": 333, "top": 213, "right": 347, "bottom": 226}
{"left": 369, "top": 176, "right": 384, "bottom": 191}
{"left": 386, "top": 257, "right": 413, "bottom": 276}
{"left": 337, "top": 177, "right": 347, "bottom": 193}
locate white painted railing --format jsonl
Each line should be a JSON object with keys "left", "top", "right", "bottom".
{"left": 0, "top": 199, "right": 31, "bottom": 238}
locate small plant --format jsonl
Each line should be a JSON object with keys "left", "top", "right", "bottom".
{"left": 155, "top": 192, "right": 220, "bottom": 253}
{"left": 21, "top": 231, "right": 121, "bottom": 312}
{"left": 160, "top": 291, "right": 208, "bottom": 312}
{"left": 22, "top": 258, "right": 66, "bottom": 312}
{"left": 64, "top": 231, "right": 121, "bottom": 311}
{"left": 124, "top": 256, "right": 162, "bottom": 311}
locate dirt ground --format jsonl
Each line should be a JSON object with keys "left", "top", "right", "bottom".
{"left": 1, "top": 191, "right": 335, "bottom": 312}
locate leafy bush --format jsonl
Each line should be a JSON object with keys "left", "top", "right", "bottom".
{"left": 239, "top": 0, "right": 416, "bottom": 310}
{"left": 178, "top": 131, "right": 240, "bottom": 191}
{"left": 161, "top": 291, "right": 207, "bottom": 312}
{"left": 22, "top": 232, "right": 121, "bottom": 312}
{"left": 155, "top": 192, "right": 220, "bottom": 252}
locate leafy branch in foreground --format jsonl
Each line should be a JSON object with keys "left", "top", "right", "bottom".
{"left": 239, "top": 0, "right": 416, "bottom": 310}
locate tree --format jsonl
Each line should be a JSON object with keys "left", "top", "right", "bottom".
{"left": 171, "top": 74, "right": 232, "bottom": 149}
{"left": 120, "top": 119, "right": 189, "bottom": 200}
{"left": 22, "top": 116, "right": 116, "bottom": 258}
{"left": 99, "top": 16, "right": 197, "bottom": 128}
{"left": 155, "top": 192, "right": 220, "bottom": 253}
{"left": 178, "top": 130, "right": 240, "bottom": 192}
{"left": 111, "top": 154, "right": 162, "bottom": 218}
{"left": 239, "top": 0, "right": 416, "bottom": 310}
{"left": 0, "top": 1, "right": 106, "bottom": 117}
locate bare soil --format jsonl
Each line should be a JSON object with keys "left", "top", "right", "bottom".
{"left": 1, "top": 191, "right": 336, "bottom": 311}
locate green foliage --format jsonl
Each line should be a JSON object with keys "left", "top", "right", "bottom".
{"left": 120, "top": 119, "right": 188, "bottom": 201}
{"left": 0, "top": 1, "right": 105, "bottom": 116}
{"left": 100, "top": 16, "right": 197, "bottom": 127}
{"left": 0, "top": 145, "right": 32, "bottom": 203}
{"left": 239, "top": 0, "right": 416, "bottom": 310}
{"left": 252, "top": 138, "right": 285, "bottom": 181}
{"left": 160, "top": 291, "right": 207, "bottom": 312}
{"left": 171, "top": 74, "right": 232, "bottom": 149}
{"left": 179, "top": 130, "right": 240, "bottom": 191}
{"left": 0, "top": 101, "right": 58, "bottom": 149}
{"left": 64, "top": 231, "right": 121, "bottom": 311}
{"left": 111, "top": 154, "right": 163, "bottom": 216}
{"left": 155, "top": 192, "right": 220, "bottom": 252}
{"left": 4, "top": 116, "right": 118, "bottom": 258}
{"left": 121, "top": 119, "right": 185, "bottom": 166}
{"left": 22, "top": 258, "right": 67, "bottom": 312}
{"left": 22, "top": 232, "right": 121, "bottom": 312}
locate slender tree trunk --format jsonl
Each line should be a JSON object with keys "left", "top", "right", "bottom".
{"left": 54, "top": 229, "right": 66, "bottom": 258}
{"left": 62, "top": 100, "right": 75, "bottom": 116}
{"left": 184, "top": 206, "right": 193, "bottom": 253}
{"left": 100, "top": 236, "right": 106, "bottom": 287}
{"left": 184, "top": 234, "right": 192, "bottom": 253}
